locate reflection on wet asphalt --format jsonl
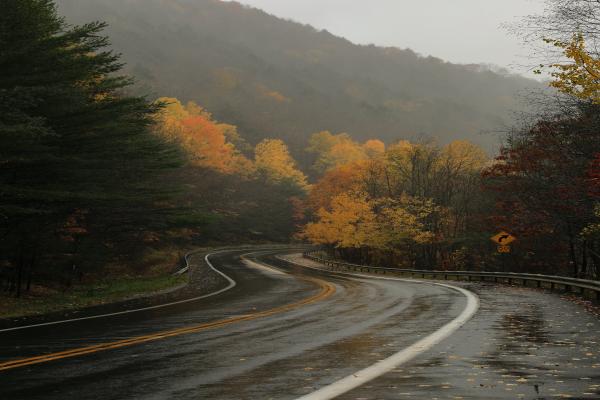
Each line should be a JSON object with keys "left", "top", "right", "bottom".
{"left": 342, "top": 282, "right": 600, "bottom": 400}
{"left": 0, "top": 250, "right": 598, "bottom": 400}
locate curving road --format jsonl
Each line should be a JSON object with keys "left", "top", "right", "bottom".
{"left": 0, "top": 248, "right": 598, "bottom": 399}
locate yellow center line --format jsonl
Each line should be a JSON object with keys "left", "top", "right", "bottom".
{"left": 0, "top": 276, "right": 335, "bottom": 372}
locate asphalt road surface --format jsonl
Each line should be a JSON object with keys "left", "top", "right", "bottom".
{"left": 0, "top": 248, "right": 599, "bottom": 399}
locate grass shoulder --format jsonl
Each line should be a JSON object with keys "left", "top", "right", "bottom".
{"left": 0, "top": 273, "right": 187, "bottom": 319}
{"left": 0, "top": 249, "right": 189, "bottom": 320}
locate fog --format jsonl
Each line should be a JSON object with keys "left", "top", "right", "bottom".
{"left": 228, "top": 0, "right": 546, "bottom": 76}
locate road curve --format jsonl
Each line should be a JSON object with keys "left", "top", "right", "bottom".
{"left": 3, "top": 249, "right": 599, "bottom": 399}
{"left": 0, "top": 248, "right": 472, "bottom": 399}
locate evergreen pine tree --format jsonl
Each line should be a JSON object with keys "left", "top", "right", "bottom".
{"left": 0, "top": 0, "right": 180, "bottom": 295}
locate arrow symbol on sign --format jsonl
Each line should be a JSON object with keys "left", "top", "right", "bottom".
{"left": 498, "top": 234, "right": 510, "bottom": 243}
{"left": 491, "top": 231, "right": 516, "bottom": 245}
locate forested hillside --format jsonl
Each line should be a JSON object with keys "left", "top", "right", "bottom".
{"left": 0, "top": 1, "right": 308, "bottom": 300}
{"left": 1, "top": 0, "right": 598, "bottom": 310}
{"left": 56, "top": 0, "right": 542, "bottom": 161}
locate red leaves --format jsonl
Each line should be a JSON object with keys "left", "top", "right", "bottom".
{"left": 59, "top": 209, "right": 89, "bottom": 242}
{"left": 587, "top": 153, "right": 600, "bottom": 198}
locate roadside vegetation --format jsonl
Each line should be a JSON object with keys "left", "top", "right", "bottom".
{"left": 1, "top": 0, "right": 599, "bottom": 315}
{"left": 302, "top": 0, "right": 600, "bottom": 279}
{"left": 0, "top": 0, "right": 307, "bottom": 304}
{"left": 0, "top": 273, "right": 187, "bottom": 319}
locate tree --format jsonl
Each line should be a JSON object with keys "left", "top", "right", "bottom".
{"left": 303, "top": 193, "right": 380, "bottom": 255}
{"left": 307, "top": 161, "right": 367, "bottom": 212}
{"left": 306, "top": 131, "right": 372, "bottom": 174}
{"left": 483, "top": 104, "right": 600, "bottom": 277}
{"left": 363, "top": 139, "right": 386, "bottom": 158}
{"left": 154, "top": 98, "right": 254, "bottom": 175}
{"left": 543, "top": 35, "right": 600, "bottom": 103}
{"left": 254, "top": 139, "right": 308, "bottom": 189}
{"left": 303, "top": 138, "right": 490, "bottom": 268}
{"left": 516, "top": 0, "right": 600, "bottom": 66}
{"left": 0, "top": 0, "right": 179, "bottom": 295}
{"left": 500, "top": 0, "right": 600, "bottom": 279}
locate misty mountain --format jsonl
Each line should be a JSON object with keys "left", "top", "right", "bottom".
{"left": 56, "top": 0, "right": 542, "bottom": 157}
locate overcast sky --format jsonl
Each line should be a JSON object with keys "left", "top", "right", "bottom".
{"left": 226, "top": 0, "right": 546, "bottom": 77}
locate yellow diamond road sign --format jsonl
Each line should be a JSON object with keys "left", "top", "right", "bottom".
{"left": 491, "top": 231, "right": 516, "bottom": 245}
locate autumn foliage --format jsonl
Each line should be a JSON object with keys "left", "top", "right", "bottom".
{"left": 155, "top": 98, "right": 254, "bottom": 175}
{"left": 254, "top": 139, "right": 308, "bottom": 188}
{"left": 303, "top": 140, "right": 489, "bottom": 268}
{"left": 299, "top": 7, "right": 600, "bottom": 279}
{"left": 307, "top": 131, "right": 385, "bottom": 173}
{"left": 4, "top": 0, "right": 600, "bottom": 302}
{"left": 150, "top": 97, "right": 309, "bottom": 248}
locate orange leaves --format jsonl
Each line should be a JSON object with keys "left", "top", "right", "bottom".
{"left": 154, "top": 98, "right": 309, "bottom": 190}
{"left": 363, "top": 139, "right": 386, "bottom": 157}
{"left": 303, "top": 138, "right": 488, "bottom": 255}
{"left": 179, "top": 115, "right": 234, "bottom": 171}
{"left": 307, "top": 162, "right": 366, "bottom": 211}
{"left": 154, "top": 97, "right": 253, "bottom": 175}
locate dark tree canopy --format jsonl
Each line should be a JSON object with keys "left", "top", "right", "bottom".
{"left": 0, "top": 0, "right": 180, "bottom": 295}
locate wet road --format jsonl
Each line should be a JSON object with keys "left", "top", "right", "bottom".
{"left": 0, "top": 248, "right": 598, "bottom": 399}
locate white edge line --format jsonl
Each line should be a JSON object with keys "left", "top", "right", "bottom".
{"left": 280, "top": 257, "right": 480, "bottom": 400}
{"left": 240, "top": 253, "right": 288, "bottom": 276}
{"left": 0, "top": 250, "right": 238, "bottom": 333}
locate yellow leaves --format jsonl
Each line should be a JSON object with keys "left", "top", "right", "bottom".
{"left": 545, "top": 34, "right": 600, "bottom": 103}
{"left": 303, "top": 193, "right": 379, "bottom": 248}
{"left": 154, "top": 98, "right": 306, "bottom": 191}
{"left": 154, "top": 97, "right": 254, "bottom": 175}
{"left": 375, "top": 195, "right": 438, "bottom": 248}
{"left": 307, "top": 131, "right": 385, "bottom": 173}
{"left": 441, "top": 140, "right": 489, "bottom": 172}
{"left": 303, "top": 138, "right": 487, "bottom": 251}
{"left": 254, "top": 139, "right": 308, "bottom": 189}
{"left": 386, "top": 140, "right": 428, "bottom": 170}
{"left": 363, "top": 139, "right": 386, "bottom": 157}
{"left": 303, "top": 193, "right": 436, "bottom": 250}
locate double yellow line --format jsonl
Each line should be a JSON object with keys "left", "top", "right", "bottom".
{"left": 0, "top": 276, "right": 335, "bottom": 372}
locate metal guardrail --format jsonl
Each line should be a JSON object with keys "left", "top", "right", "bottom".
{"left": 303, "top": 252, "right": 600, "bottom": 302}
{"left": 172, "top": 251, "right": 198, "bottom": 278}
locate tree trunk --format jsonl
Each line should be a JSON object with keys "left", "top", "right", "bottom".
{"left": 567, "top": 226, "right": 578, "bottom": 278}
{"left": 15, "top": 248, "right": 23, "bottom": 298}
{"left": 588, "top": 241, "right": 600, "bottom": 280}
{"left": 26, "top": 251, "right": 36, "bottom": 292}
{"left": 582, "top": 240, "right": 588, "bottom": 279}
